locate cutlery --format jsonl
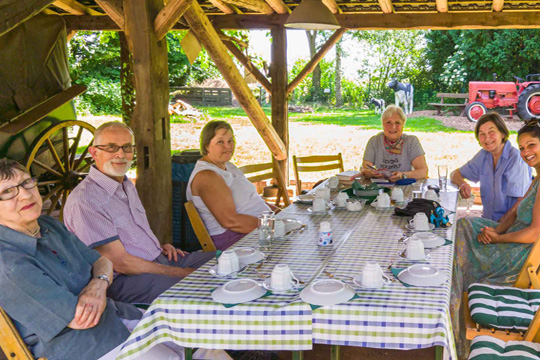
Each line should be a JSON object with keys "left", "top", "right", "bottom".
{"left": 323, "top": 270, "right": 353, "bottom": 280}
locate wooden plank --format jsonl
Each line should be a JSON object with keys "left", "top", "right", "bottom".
{"left": 323, "top": 0, "right": 342, "bottom": 14}
{"left": 265, "top": 0, "right": 290, "bottom": 14}
{"left": 185, "top": 201, "right": 217, "bottom": 251}
{"left": 184, "top": 1, "right": 287, "bottom": 160}
{"left": 0, "top": 308, "right": 36, "bottom": 360}
{"left": 287, "top": 28, "right": 346, "bottom": 96}
{"left": 436, "top": 93, "right": 468, "bottom": 98}
{"left": 123, "top": 0, "right": 173, "bottom": 244}
{"left": 95, "top": 0, "right": 125, "bottom": 30}
{"left": 224, "top": 0, "right": 275, "bottom": 14}
{"left": 66, "top": 30, "right": 77, "bottom": 41}
{"left": 0, "top": 85, "right": 87, "bottom": 135}
{"left": 0, "top": 0, "right": 55, "bottom": 37}
{"left": 493, "top": 0, "right": 505, "bottom": 11}
{"left": 53, "top": 0, "right": 102, "bottom": 15}
{"left": 436, "top": 0, "right": 448, "bottom": 12}
{"left": 222, "top": 39, "right": 272, "bottom": 94}
{"left": 378, "top": 0, "right": 394, "bottom": 13}
{"left": 155, "top": 0, "right": 193, "bottom": 40}
{"left": 208, "top": 0, "right": 236, "bottom": 14}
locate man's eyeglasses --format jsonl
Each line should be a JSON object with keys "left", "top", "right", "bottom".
{"left": 526, "top": 118, "right": 540, "bottom": 127}
{"left": 0, "top": 178, "right": 38, "bottom": 201}
{"left": 94, "top": 144, "right": 135, "bottom": 153}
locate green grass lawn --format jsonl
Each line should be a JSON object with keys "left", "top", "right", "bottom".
{"left": 172, "top": 106, "right": 472, "bottom": 134}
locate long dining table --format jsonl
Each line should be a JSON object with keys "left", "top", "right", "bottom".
{"left": 116, "top": 180, "right": 458, "bottom": 360}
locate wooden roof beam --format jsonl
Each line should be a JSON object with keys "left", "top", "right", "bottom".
{"left": 378, "top": 0, "right": 394, "bottom": 14}
{"left": 222, "top": 38, "right": 272, "bottom": 94}
{"left": 493, "top": 0, "right": 504, "bottom": 12}
{"left": 287, "top": 28, "right": 346, "bottom": 96}
{"left": 436, "top": 0, "right": 448, "bottom": 12}
{"left": 265, "top": 0, "right": 290, "bottom": 14}
{"left": 209, "top": 0, "right": 236, "bottom": 14}
{"left": 53, "top": 0, "right": 102, "bottom": 15}
{"left": 183, "top": 1, "right": 287, "bottom": 160}
{"left": 95, "top": 0, "right": 125, "bottom": 30}
{"left": 224, "top": 0, "right": 275, "bottom": 14}
{"left": 154, "top": 0, "right": 193, "bottom": 40}
{"left": 323, "top": 0, "right": 342, "bottom": 14}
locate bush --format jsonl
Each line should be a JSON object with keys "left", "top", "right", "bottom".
{"left": 75, "top": 79, "right": 122, "bottom": 115}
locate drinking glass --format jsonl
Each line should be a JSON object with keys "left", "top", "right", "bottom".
{"left": 258, "top": 211, "right": 274, "bottom": 251}
{"left": 438, "top": 165, "right": 449, "bottom": 191}
{"left": 412, "top": 182, "right": 423, "bottom": 199}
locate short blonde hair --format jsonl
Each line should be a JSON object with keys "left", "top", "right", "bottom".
{"left": 199, "top": 121, "right": 234, "bottom": 156}
{"left": 381, "top": 105, "right": 406, "bottom": 124}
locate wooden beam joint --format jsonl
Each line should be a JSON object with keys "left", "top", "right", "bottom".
{"left": 154, "top": 0, "right": 193, "bottom": 40}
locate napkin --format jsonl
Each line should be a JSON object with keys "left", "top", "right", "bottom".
{"left": 351, "top": 181, "right": 381, "bottom": 191}
{"left": 443, "top": 239, "right": 453, "bottom": 246}
{"left": 215, "top": 250, "right": 223, "bottom": 259}
{"left": 390, "top": 268, "right": 413, "bottom": 287}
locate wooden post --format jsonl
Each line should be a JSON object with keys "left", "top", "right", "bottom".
{"left": 270, "top": 26, "right": 289, "bottom": 187}
{"left": 184, "top": 1, "right": 287, "bottom": 160}
{"left": 123, "top": 0, "right": 173, "bottom": 244}
{"left": 119, "top": 32, "right": 135, "bottom": 127}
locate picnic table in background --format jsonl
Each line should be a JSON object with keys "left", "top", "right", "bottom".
{"left": 428, "top": 93, "right": 469, "bottom": 116}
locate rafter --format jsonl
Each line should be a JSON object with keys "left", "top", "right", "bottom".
{"left": 224, "top": 0, "right": 275, "bottom": 14}
{"left": 377, "top": 0, "right": 394, "bottom": 13}
{"left": 287, "top": 28, "right": 346, "bottom": 96}
{"left": 95, "top": 0, "right": 124, "bottom": 30}
{"left": 323, "top": 0, "right": 342, "bottom": 14}
{"left": 265, "top": 0, "right": 290, "bottom": 14}
{"left": 493, "top": 0, "right": 504, "bottom": 11}
{"left": 208, "top": 0, "right": 236, "bottom": 14}
{"left": 436, "top": 0, "right": 448, "bottom": 12}
{"left": 53, "top": 0, "right": 102, "bottom": 15}
{"left": 155, "top": 0, "right": 193, "bottom": 40}
{"left": 222, "top": 38, "right": 272, "bottom": 93}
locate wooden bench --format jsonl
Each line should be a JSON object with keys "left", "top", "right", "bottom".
{"left": 428, "top": 93, "right": 469, "bottom": 116}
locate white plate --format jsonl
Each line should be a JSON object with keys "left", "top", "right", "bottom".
{"left": 212, "top": 279, "right": 267, "bottom": 304}
{"left": 300, "top": 279, "right": 356, "bottom": 306}
{"left": 407, "top": 232, "right": 445, "bottom": 248}
{"left": 209, "top": 264, "right": 248, "bottom": 278}
{"left": 352, "top": 274, "right": 389, "bottom": 290}
{"left": 398, "top": 249, "right": 431, "bottom": 261}
{"left": 405, "top": 223, "right": 435, "bottom": 231}
{"left": 262, "top": 278, "right": 298, "bottom": 294}
{"left": 397, "top": 264, "right": 446, "bottom": 287}
{"left": 296, "top": 194, "right": 314, "bottom": 204}
{"left": 370, "top": 202, "right": 394, "bottom": 210}
{"left": 233, "top": 247, "right": 265, "bottom": 265}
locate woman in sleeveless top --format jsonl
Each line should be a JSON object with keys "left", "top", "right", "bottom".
{"left": 451, "top": 122, "right": 540, "bottom": 359}
{"left": 187, "top": 121, "right": 276, "bottom": 250}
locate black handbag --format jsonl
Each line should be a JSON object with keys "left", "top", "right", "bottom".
{"left": 394, "top": 198, "right": 441, "bottom": 219}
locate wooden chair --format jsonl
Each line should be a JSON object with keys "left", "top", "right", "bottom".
{"left": 0, "top": 307, "right": 46, "bottom": 360}
{"left": 239, "top": 159, "right": 291, "bottom": 207}
{"left": 463, "top": 238, "right": 540, "bottom": 342}
{"left": 184, "top": 201, "right": 217, "bottom": 252}
{"left": 292, "top": 153, "right": 344, "bottom": 195}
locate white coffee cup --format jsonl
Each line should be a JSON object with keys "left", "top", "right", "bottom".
{"left": 336, "top": 192, "right": 349, "bottom": 207}
{"left": 315, "top": 187, "right": 331, "bottom": 201}
{"left": 313, "top": 198, "right": 326, "bottom": 212}
{"left": 217, "top": 250, "right": 240, "bottom": 275}
{"left": 346, "top": 199, "right": 364, "bottom": 211}
{"left": 425, "top": 189, "right": 438, "bottom": 201}
{"left": 409, "top": 212, "right": 430, "bottom": 230}
{"left": 270, "top": 264, "right": 299, "bottom": 291}
{"left": 274, "top": 219, "right": 285, "bottom": 238}
{"left": 391, "top": 187, "right": 404, "bottom": 202}
{"left": 328, "top": 176, "right": 339, "bottom": 189}
{"left": 375, "top": 193, "right": 391, "bottom": 208}
{"left": 361, "top": 262, "right": 385, "bottom": 288}
{"left": 406, "top": 238, "right": 426, "bottom": 260}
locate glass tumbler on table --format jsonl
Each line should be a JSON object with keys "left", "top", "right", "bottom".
{"left": 258, "top": 211, "right": 275, "bottom": 251}
{"left": 438, "top": 165, "right": 449, "bottom": 191}
{"left": 412, "top": 182, "right": 423, "bottom": 199}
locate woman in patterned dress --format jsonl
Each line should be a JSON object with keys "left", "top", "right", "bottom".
{"left": 451, "top": 122, "right": 540, "bottom": 359}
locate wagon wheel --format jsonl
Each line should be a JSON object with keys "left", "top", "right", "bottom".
{"left": 517, "top": 84, "right": 540, "bottom": 122}
{"left": 24, "top": 120, "right": 96, "bottom": 220}
{"left": 465, "top": 101, "right": 487, "bottom": 123}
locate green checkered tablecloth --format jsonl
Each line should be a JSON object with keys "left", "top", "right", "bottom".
{"left": 117, "top": 181, "right": 457, "bottom": 360}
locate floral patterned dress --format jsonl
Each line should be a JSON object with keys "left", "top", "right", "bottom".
{"left": 451, "top": 179, "right": 539, "bottom": 359}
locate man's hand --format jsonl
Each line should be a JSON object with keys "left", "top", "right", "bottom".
{"left": 161, "top": 244, "right": 187, "bottom": 262}
{"left": 389, "top": 172, "right": 402, "bottom": 182}
{"left": 68, "top": 279, "right": 107, "bottom": 330}
{"left": 459, "top": 183, "right": 472, "bottom": 199}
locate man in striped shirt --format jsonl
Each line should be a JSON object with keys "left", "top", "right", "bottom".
{"left": 64, "top": 122, "right": 215, "bottom": 304}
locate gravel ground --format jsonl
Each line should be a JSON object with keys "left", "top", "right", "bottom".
{"left": 410, "top": 110, "right": 526, "bottom": 131}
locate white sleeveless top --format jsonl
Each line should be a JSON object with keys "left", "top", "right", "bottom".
{"left": 186, "top": 160, "right": 271, "bottom": 236}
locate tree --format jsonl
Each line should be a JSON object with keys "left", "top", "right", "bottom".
{"left": 306, "top": 30, "right": 322, "bottom": 101}
{"left": 335, "top": 38, "right": 343, "bottom": 107}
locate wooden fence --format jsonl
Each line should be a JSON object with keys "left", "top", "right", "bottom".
{"left": 170, "top": 87, "right": 232, "bottom": 106}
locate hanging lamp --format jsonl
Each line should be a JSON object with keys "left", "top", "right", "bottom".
{"left": 284, "top": 0, "right": 340, "bottom": 30}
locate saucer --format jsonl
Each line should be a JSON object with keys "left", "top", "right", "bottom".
{"left": 296, "top": 194, "right": 314, "bottom": 204}
{"left": 212, "top": 279, "right": 267, "bottom": 304}
{"left": 397, "top": 264, "right": 446, "bottom": 287}
{"left": 307, "top": 207, "right": 332, "bottom": 215}
{"left": 370, "top": 202, "right": 394, "bottom": 210}
{"left": 233, "top": 247, "right": 265, "bottom": 265}
{"left": 282, "top": 218, "right": 305, "bottom": 233}
{"left": 398, "top": 249, "right": 431, "bottom": 261}
{"left": 262, "top": 278, "right": 298, "bottom": 294}
{"left": 300, "top": 279, "right": 355, "bottom": 306}
{"left": 405, "top": 223, "right": 435, "bottom": 231}
{"left": 352, "top": 274, "right": 389, "bottom": 290}
{"left": 406, "top": 232, "right": 445, "bottom": 248}
{"left": 209, "top": 264, "right": 248, "bottom": 278}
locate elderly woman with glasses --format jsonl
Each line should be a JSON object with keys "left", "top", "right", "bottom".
{"left": 0, "top": 159, "right": 183, "bottom": 359}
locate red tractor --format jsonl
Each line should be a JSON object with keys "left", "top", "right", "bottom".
{"left": 465, "top": 74, "right": 540, "bottom": 122}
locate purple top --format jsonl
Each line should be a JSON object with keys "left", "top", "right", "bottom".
{"left": 64, "top": 166, "right": 162, "bottom": 262}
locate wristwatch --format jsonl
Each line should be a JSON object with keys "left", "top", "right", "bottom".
{"left": 402, "top": 173, "right": 408, "bottom": 179}
{"left": 94, "top": 274, "right": 110, "bottom": 287}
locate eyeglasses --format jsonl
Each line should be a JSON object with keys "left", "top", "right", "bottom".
{"left": 94, "top": 144, "right": 135, "bottom": 153}
{"left": 0, "top": 178, "right": 38, "bottom": 201}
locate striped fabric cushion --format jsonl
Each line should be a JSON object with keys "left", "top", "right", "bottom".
{"left": 469, "top": 336, "right": 540, "bottom": 359}
{"left": 468, "top": 283, "right": 540, "bottom": 331}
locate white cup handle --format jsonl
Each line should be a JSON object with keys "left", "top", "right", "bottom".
{"left": 290, "top": 272, "right": 300, "bottom": 287}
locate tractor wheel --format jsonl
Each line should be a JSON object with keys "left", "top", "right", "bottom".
{"left": 517, "top": 84, "right": 540, "bottom": 121}
{"left": 465, "top": 102, "right": 487, "bottom": 123}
